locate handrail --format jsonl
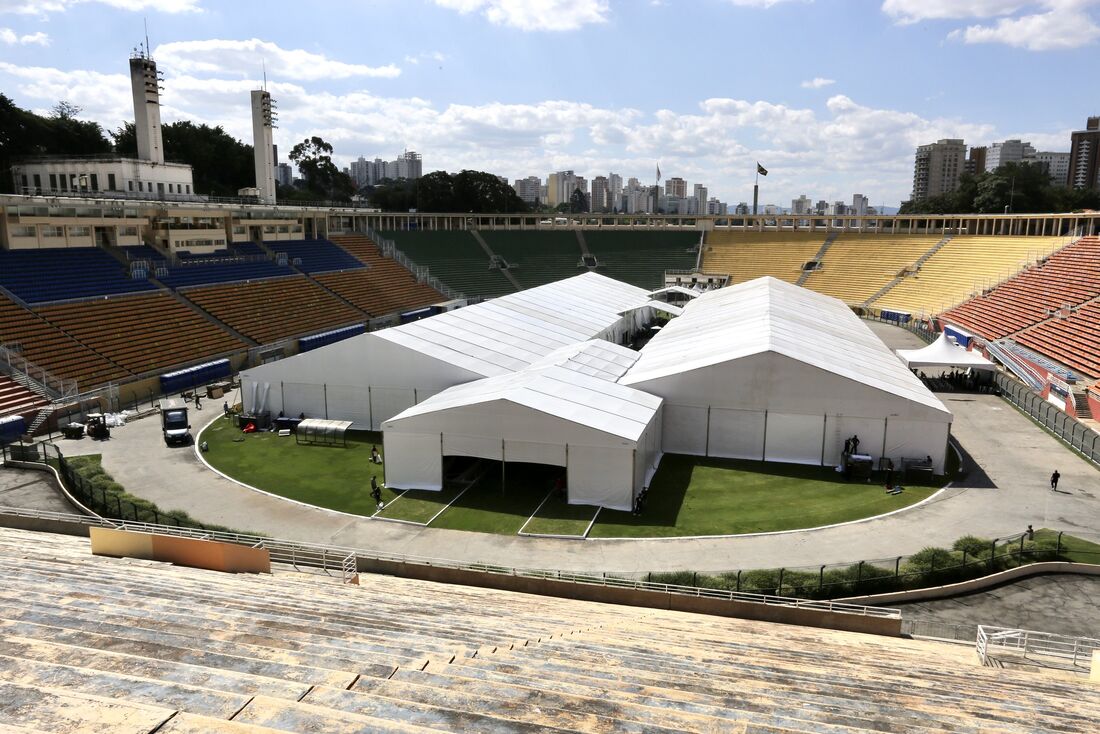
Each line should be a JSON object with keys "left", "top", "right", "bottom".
{"left": 0, "top": 505, "right": 900, "bottom": 619}
{"left": 976, "top": 624, "right": 1099, "bottom": 668}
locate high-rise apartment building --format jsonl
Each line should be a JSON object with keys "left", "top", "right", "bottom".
{"left": 513, "top": 176, "right": 541, "bottom": 205}
{"left": 665, "top": 177, "right": 687, "bottom": 198}
{"left": 911, "top": 139, "right": 966, "bottom": 202}
{"left": 693, "top": 184, "right": 708, "bottom": 215}
{"left": 1031, "top": 152, "right": 1071, "bottom": 187}
{"left": 591, "top": 176, "right": 610, "bottom": 212}
{"left": 985, "top": 139, "right": 1036, "bottom": 172}
{"left": 965, "top": 146, "right": 987, "bottom": 177}
{"left": 852, "top": 194, "right": 868, "bottom": 217}
{"left": 1069, "top": 116, "right": 1100, "bottom": 190}
{"left": 608, "top": 173, "right": 622, "bottom": 211}
{"left": 791, "top": 194, "right": 812, "bottom": 215}
{"left": 546, "top": 170, "right": 576, "bottom": 207}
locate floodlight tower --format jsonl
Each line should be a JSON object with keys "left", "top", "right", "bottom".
{"left": 251, "top": 87, "right": 278, "bottom": 205}
{"left": 129, "top": 43, "right": 165, "bottom": 165}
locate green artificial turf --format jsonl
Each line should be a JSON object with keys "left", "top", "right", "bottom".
{"left": 588, "top": 454, "right": 938, "bottom": 538}
{"left": 521, "top": 493, "right": 600, "bottom": 537}
{"left": 429, "top": 462, "right": 557, "bottom": 534}
{"left": 376, "top": 485, "right": 468, "bottom": 524}
{"left": 199, "top": 417, "right": 398, "bottom": 516}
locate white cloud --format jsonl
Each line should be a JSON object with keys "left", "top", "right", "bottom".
{"left": 404, "top": 51, "right": 447, "bottom": 65}
{"left": 153, "top": 39, "right": 401, "bottom": 81}
{"left": 432, "top": 0, "right": 609, "bottom": 31}
{"left": 882, "top": 0, "right": 1025, "bottom": 24}
{"left": 801, "top": 77, "right": 835, "bottom": 89}
{"left": 726, "top": 0, "right": 805, "bottom": 6}
{"left": 947, "top": 0, "right": 1100, "bottom": 50}
{"left": 0, "top": 26, "right": 47, "bottom": 43}
{"left": 883, "top": 0, "right": 1100, "bottom": 50}
{"left": 0, "top": 0, "right": 200, "bottom": 14}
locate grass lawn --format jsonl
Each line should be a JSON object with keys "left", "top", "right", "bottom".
{"left": 430, "top": 462, "right": 556, "bottom": 534}
{"left": 199, "top": 416, "right": 399, "bottom": 516}
{"left": 375, "top": 484, "right": 467, "bottom": 524}
{"left": 521, "top": 493, "right": 600, "bottom": 537}
{"left": 1034, "top": 528, "right": 1100, "bottom": 563}
{"left": 589, "top": 454, "right": 938, "bottom": 538}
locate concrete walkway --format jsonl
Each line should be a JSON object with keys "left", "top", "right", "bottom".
{"left": 40, "top": 322, "right": 1100, "bottom": 574}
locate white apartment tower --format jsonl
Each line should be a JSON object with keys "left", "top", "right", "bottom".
{"left": 251, "top": 89, "right": 277, "bottom": 204}
{"left": 129, "top": 52, "right": 165, "bottom": 165}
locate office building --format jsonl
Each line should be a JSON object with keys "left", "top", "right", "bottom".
{"left": 985, "top": 139, "right": 1036, "bottom": 172}
{"left": 1069, "top": 116, "right": 1100, "bottom": 191}
{"left": 665, "top": 177, "right": 687, "bottom": 199}
{"left": 513, "top": 176, "right": 541, "bottom": 205}
{"left": 590, "top": 176, "right": 610, "bottom": 212}
{"left": 1030, "top": 152, "right": 1071, "bottom": 187}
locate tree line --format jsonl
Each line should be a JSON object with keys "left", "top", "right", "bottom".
{"left": 900, "top": 162, "right": 1100, "bottom": 215}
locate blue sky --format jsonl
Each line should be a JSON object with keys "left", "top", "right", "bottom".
{"left": 1, "top": 0, "right": 1098, "bottom": 206}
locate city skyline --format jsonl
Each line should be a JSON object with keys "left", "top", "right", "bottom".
{"left": 1, "top": 1, "right": 1098, "bottom": 206}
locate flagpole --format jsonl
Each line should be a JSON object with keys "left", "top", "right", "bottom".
{"left": 752, "top": 167, "right": 759, "bottom": 217}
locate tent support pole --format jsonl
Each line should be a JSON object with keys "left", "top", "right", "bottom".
{"left": 820, "top": 415, "right": 827, "bottom": 466}
{"left": 881, "top": 417, "right": 889, "bottom": 465}
{"left": 761, "top": 410, "right": 768, "bottom": 461}
{"left": 704, "top": 407, "right": 711, "bottom": 457}
{"left": 368, "top": 386, "right": 373, "bottom": 429}
{"left": 502, "top": 439, "right": 506, "bottom": 496}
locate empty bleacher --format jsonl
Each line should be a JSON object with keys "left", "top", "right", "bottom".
{"left": 0, "top": 525, "right": 1097, "bottom": 733}
{"left": 478, "top": 231, "right": 584, "bottom": 290}
{"left": 380, "top": 231, "right": 514, "bottom": 298}
{"left": 266, "top": 239, "right": 364, "bottom": 274}
{"left": 801, "top": 234, "right": 942, "bottom": 305}
{"left": 0, "top": 375, "right": 48, "bottom": 418}
{"left": 35, "top": 293, "right": 249, "bottom": 377}
{"left": 872, "top": 236, "right": 1065, "bottom": 317}
{"left": 584, "top": 231, "right": 700, "bottom": 290}
{"left": 157, "top": 246, "right": 291, "bottom": 289}
{"left": 702, "top": 231, "right": 828, "bottom": 284}
{"left": 1015, "top": 298, "right": 1100, "bottom": 378}
{"left": 942, "top": 236, "right": 1100, "bottom": 340}
{"left": 0, "top": 247, "right": 157, "bottom": 304}
{"left": 326, "top": 234, "right": 445, "bottom": 313}
{"left": 182, "top": 275, "right": 365, "bottom": 345}
{"left": 0, "top": 292, "right": 128, "bottom": 390}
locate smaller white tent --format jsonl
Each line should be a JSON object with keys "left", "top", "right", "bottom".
{"left": 383, "top": 340, "right": 663, "bottom": 511}
{"left": 897, "top": 334, "right": 997, "bottom": 372}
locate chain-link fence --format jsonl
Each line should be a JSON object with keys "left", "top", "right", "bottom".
{"left": 997, "top": 373, "right": 1100, "bottom": 466}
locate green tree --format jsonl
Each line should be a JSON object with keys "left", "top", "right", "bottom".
{"left": 113, "top": 120, "right": 254, "bottom": 197}
{"left": 568, "top": 186, "right": 588, "bottom": 213}
{"left": 288, "top": 136, "right": 355, "bottom": 200}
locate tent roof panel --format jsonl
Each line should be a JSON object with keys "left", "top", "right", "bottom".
{"left": 897, "top": 333, "right": 997, "bottom": 370}
{"left": 374, "top": 272, "right": 652, "bottom": 377}
{"left": 620, "top": 276, "right": 950, "bottom": 415}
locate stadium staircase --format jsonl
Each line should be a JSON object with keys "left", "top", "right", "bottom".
{"left": 583, "top": 231, "right": 699, "bottom": 289}
{"left": 701, "top": 231, "right": 828, "bottom": 285}
{"left": 478, "top": 231, "right": 584, "bottom": 291}
{"left": 1073, "top": 389, "right": 1094, "bottom": 420}
{"left": 372, "top": 231, "right": 510, "bottom": 300}
{"left": 860, "top": 234, "right": 952, "bottom": 309}
{"left": 575, "top": 229, "right": 592, "bottom": 258}
{"left": 0, "top": 374, "right": 48, "bottom": 419}
{"left": 795, "top": 232, "right": 837, "bottom": 286}
{"left": 0, "top": 526, "right": 1098, "bottom": 733}
{"left": 470, "top": 231, "right": 523, "bottom": 291}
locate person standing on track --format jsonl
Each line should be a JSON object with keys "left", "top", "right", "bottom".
{"left": 1050, "top": 470, "right": 1060, "bottom": 491}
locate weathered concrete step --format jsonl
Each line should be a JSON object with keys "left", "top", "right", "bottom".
{"left": 304, "top": 684, "right": 572, "bottom": 733}
{"left": 233, "top": 694, "right": 448, "bottom": 733}
{"left": 155, "top": 712, "right": 287, "bottom": 734}
{"left": 0, "top": 636, "right": 309, "bottom": 701}
{"left": 0, "top": 680, "right": 172, "bottom": 733}
{"left": 0, "top": 653, "right": 248, "bottom": 719}
{"left": 0, "top": 618, "right": 360, "bottom": 689}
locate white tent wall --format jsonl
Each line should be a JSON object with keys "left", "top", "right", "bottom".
{"left": 765, "top": 413, "right": 826, "bottom": 465}
{"left": 632, "top": 353, "right": 950, "bottom": 470}
{"left": 240, "top": 333, "right": 485, "bottom": 429}
{"left": 568, "top": 445, "right": 635, "bottom": 510}
{"left": 822, "top": 415, "right": 887, "bottom": 467}
{"left": 884, "top": 419, "right": 951, "bottom": 474}
{"left": 384, "top": 432, "right": 443, "bottom": 490}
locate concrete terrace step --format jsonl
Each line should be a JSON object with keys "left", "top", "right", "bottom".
{"left": 0, "top": 680, "right": 173, "bottom": 734}
{"left": 154, "top": 713, "right": 288, "bottom": 734}
{"left": 232, "top": 694, "right": 449, "bottom": 734}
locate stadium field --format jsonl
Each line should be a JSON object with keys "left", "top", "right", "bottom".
{"left": 201, "top": 420, "right": 947, "bottom": 537}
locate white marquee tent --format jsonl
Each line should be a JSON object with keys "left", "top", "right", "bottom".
{"left": 239, "top": 272, "right": 656, "bottom": 429}
{"left": 619, "top": 277, "right": 954, "bottom": 473}
{"left": 896, "top": 333, "right": 997, "bottom": 372}
{"left": 383, "top": 340, "right": 663, "bottom": 510}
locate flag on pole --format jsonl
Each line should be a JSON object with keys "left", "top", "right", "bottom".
{"left": 656, "top": 163, "right": 662, "bottom": 182}
{"left": 756, "top": 162, "right": 768, "bottom": 176}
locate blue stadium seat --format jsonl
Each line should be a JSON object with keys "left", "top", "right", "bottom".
{"left": 267, "top": 239, "right": 364, "bottom": 274}
{"left": 0, "top": 248, "right": 157, "bottom": 304}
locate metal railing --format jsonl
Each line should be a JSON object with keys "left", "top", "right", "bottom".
{"left": 977, "top": 625, "right": 1100, "bottom": 668}
{"left": 0, "top": 343, "right": 78, "bottom": 401}
{"left": 362, "top": 226, "right": 464, "bottom": 300}
{"left": 0, "top": 505, "right": 900, "bottom": 619}
{"left": 996, "top": 373, "right": 1100, "bottom": 466}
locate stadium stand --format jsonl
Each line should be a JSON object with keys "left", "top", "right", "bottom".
{"left": 35, "top": 292, "right": 248, "bottom": 377}
{"left": 266, "top": 239, "right": 364, "bottom": 274}
{"left": 0, "top": 374, "right": 48, "bottom": 417}
{"left": 478, "top": 231, "right": 584, "bottom": 290}
{"left": 942, "top": 236, "right": 1100, "bottom": 340}
{"left": 0, "top": 525, "right": 1097, "bottom": 733}
{"left": 1015, "top": 298, "right": 1100, "bottom": 378}
{"left": 702, "top": 231, "right": 828, "bottom": 284}
{"left": 583, "top": 231, "right": 701, "bottom": 290}
{"left": 0, "top": 292, "right": 127, "bottom": 390}
{"left": 380, "top": 230, "right": 514, "bottom": 298}
{"left": 157, "top": 251, "right": 290, "bottom": 289}
{"left": 0, "top": 247, "right": 156, "bottom": 304}
{"left": 872, "top": 236, "right": 1065, "bottom": 316}
{"left": 801, "top": 234, "right": 942, "bottom": 305}
{"left": 325, "top": 234, "right": 445, "bottom": 313}
{"left": 181, "top": 275, "right": 365, "bottom": 345}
